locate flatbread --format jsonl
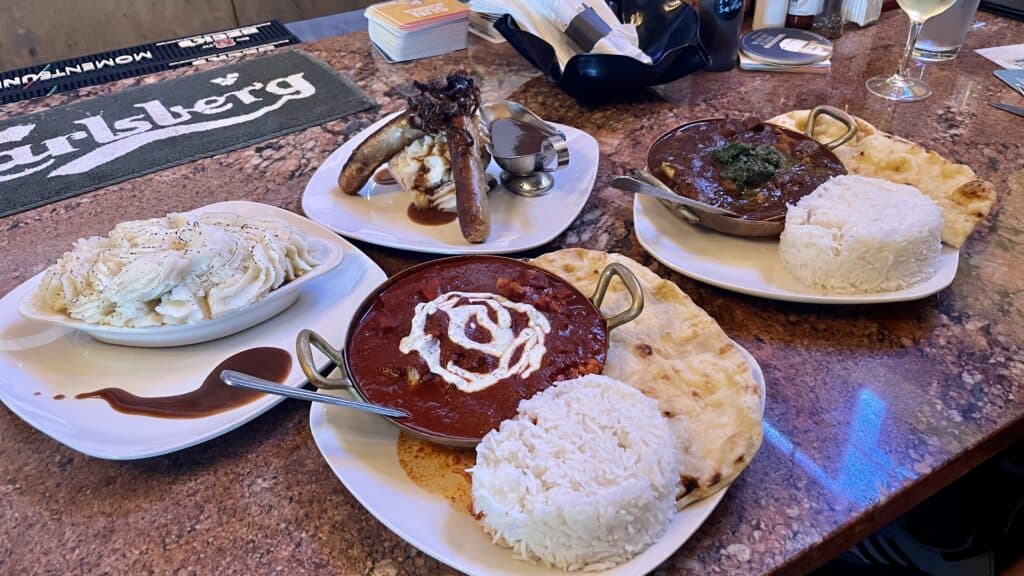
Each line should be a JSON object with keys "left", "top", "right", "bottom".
{"left": 768, "top": 110, "right": 996, "bottom": 248}
{"left": 531, "top": 249, "right": 763, "bottom": 508}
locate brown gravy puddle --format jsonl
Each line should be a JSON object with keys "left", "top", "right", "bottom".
{"left": 75, "top": 347, "right": 290, "bottom": 418}
{"left": 396, "top": 431, "right": 476, "bottom": 515}
{"left": 407, "top": 203, "right": 458, "bottom": 226}
{"left": 489, "top": 117, "right": 548, "bottom": 158}
{"left": 374, "top": 167, "right": 397, "bottom": 186}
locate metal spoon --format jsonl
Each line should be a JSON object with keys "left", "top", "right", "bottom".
{"left": 610, "top": 171, "right": 742, "bottom": 218}
{"left": 220, "top": 370, "right": 410, "bottom": 418}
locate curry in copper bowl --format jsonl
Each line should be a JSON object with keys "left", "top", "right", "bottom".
{"left": 646, "top": 105, "right": 856, "bottom": 237}
{"left": 295, "top": 255, "right": 643, "bottom": 447}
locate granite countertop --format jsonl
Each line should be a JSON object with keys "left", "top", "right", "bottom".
{"left": 2, "top": 11, "right": 1023, "bottom": 576}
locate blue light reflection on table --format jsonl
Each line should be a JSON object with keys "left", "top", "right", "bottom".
{"left": 763, "top": 388, "right": 918, "bottom": 507}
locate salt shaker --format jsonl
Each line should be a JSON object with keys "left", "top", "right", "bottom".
{"left": 813, "top": 0, "right": 846, "bottom": 38}
{"left": 700, "top": 0, "right": 745, "bottom": 71}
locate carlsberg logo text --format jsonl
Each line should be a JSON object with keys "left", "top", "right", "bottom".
{"left": 0, "top": 73, "right": 315, "bottom": 183}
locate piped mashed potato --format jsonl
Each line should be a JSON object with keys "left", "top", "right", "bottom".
{"left": 780, "top": 175, "right": 942, "bottom": 293}
{"left": 39, "top": 212, "right": 320, "bottom": 327}
{"left": 389, "top": 134, "right": 458, "bottom": 212}
{"left": 471, "top": 374, "right": 680, "bottom": 571}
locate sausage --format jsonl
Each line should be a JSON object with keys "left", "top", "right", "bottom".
{"left": 446, "top": 114, "right": 490, "bottom": 243}
{"left": 338, "top": 112, "right": 424, "bottom": 195}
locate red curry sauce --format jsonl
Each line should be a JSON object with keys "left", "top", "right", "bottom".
{"left": 347, "top": 258, "right": 607, "bottom": 441}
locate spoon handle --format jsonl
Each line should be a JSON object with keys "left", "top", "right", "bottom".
{"left": 220, "top": 370, "right": 410, "bottom": 418}
{"left": 610, "top": 174, "right": 742, "bottom": 218}
{"left": 634, "top": 170, "right": 743, "bottom": 218}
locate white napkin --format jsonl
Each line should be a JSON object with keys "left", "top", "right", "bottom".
{"left": 469, "top": 0, "right": 652, "bottom": 69}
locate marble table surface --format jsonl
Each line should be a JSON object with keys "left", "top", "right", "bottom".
{"left": 1, "top": 11, "right": 1022, "bottom": 576}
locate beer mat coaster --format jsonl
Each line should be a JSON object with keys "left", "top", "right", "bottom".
{"left": 740, "top": 28, "right": 833, "bottom": 66}
{"left": 0, "top": 50, "right": 376, "bottom": 218}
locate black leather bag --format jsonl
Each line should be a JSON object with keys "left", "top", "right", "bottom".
{"left": 493, "top": 2, "right": 709, "bottom": 98}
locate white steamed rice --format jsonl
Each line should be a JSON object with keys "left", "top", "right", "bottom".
{"left": 779, "top": 175, "right": 943, "bottom": 293}
{"left": 470, "top": 374, "right": 680, "bottom": 571}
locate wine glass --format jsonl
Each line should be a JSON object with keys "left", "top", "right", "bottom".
{"left": 866, "top": 0, "right": 958, "bottom": 102}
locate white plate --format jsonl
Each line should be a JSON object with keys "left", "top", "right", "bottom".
{"left": 301, "top": 111, "right": 599, "bottom": 254}
{"left": 0, "top": 210, "right": 386, "bottom": 460}
{"left": 634, "top": 195, "right": 960, "bottom": 304}
{"left": 17, "top": 201, "right": 346, "bottom": 347}
{"left": 310, "top": 344, "right": 765, "bottom": 576}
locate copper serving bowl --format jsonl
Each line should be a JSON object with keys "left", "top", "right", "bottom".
{"left": 645, "top": 105, "right": 857, "bottom": 238}
{"left": 294, "top": 255, "right": 644, "bottom": 448}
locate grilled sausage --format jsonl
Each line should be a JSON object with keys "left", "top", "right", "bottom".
{"left": 338, "top": 112, "right": 424, "bottom": 195}
{"left": 447, "top": 114, "right": 490, "bottom": 243}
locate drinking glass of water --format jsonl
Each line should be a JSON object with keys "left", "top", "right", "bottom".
{"left": 914, "top": 0, "right": 982, "bottom": 62}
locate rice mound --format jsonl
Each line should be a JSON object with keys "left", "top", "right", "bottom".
{"left": 470, "top": 374, "right": 680, "bottom": 571}
{"left": 780, "top": 175, "right": 943, "bottom": 293}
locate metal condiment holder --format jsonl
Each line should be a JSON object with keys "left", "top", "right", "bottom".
{"left": 482, "top": 101, "right": 570, "bottom": 197}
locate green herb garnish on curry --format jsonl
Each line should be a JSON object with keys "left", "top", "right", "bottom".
{"left": 711, "top": 142, "right": 785, "bottom": 189}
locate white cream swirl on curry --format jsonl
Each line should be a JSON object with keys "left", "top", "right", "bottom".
{"left": 399, "top": 291, "right": 551, "bottom": 393}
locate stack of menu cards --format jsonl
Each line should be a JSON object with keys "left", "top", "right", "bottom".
{"left": 366, "top": 0, "right": 470, "bottom": 62}
{"left": 738, "top": 28, "right": 833, "bottom": 74}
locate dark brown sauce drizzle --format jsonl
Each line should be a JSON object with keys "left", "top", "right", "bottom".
{"left": 489, "top": 117, "right": 548, "bottom": 157}
{"left": 75, "top": 347, "right": 291, "bottom": 418}
{"left": 53, "top": 394, "right": 65, "bottom": 400}
{"left": 407, "top": 203, "right": 458, "bottom": 226}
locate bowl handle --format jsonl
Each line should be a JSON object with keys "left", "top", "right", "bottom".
{"left": 806, "top": 105, "right": 858, "bottom": 149}
{"left": 296, "top": 328, "right": 352, "bottom": 390}
{"left": 539, "top": 133, "right": 570, "bottom": 172}
{"left": 590, "top": 263, "right": 645, "bottom": 332}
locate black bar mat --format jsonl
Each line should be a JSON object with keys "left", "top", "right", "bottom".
{"left": 0, "top": 50, "right": 376, "bottom": 218}
{"left": 980, "top": 0, "right": 1024, "bottom": 20}
{"left": 0, "top": 21, "right": 300, "bottom": 105}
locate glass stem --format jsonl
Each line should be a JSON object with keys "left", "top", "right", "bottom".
{"left": 895, "top": 19, "right": 924, "bottom": 81}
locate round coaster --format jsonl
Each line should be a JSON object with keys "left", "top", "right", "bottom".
{"left": 740, "top": 28, "right": 833, "bottom": 66}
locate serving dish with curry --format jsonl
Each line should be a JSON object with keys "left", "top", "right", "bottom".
{"left": 645, "top": 105, "right": 856, "bottom": 237}
{"left": 295, "top": 255, "right": 643, "bottom": 447}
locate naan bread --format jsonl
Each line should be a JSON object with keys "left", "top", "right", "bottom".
{"left": 768, "top": 110, "right": 996, "bottom": 248}
{"left": 531, "top": 249, "right": 763, "bottom": 508}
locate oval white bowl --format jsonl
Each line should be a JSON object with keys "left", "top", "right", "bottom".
{"left": 17, "top": 202, "right": 345, "bottom": 347}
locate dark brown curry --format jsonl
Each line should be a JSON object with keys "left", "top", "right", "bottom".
{"left": 649, "top": 119, "right": 847, "bottom": 221}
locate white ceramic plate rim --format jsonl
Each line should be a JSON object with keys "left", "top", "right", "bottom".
{"left": 16, "top": 201, "right": 345, "bottom": 343}
{"left": 301, "top": 111, "right": 598, "bottom": 255}
{"left": 309, "top": 342, "right": 765, "bottom": 575}
{"left": 634, "top": 194, "right": 959, "bottom": 304}
{"left": 0, "top": 347, "right": 293, "bottom": 460}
